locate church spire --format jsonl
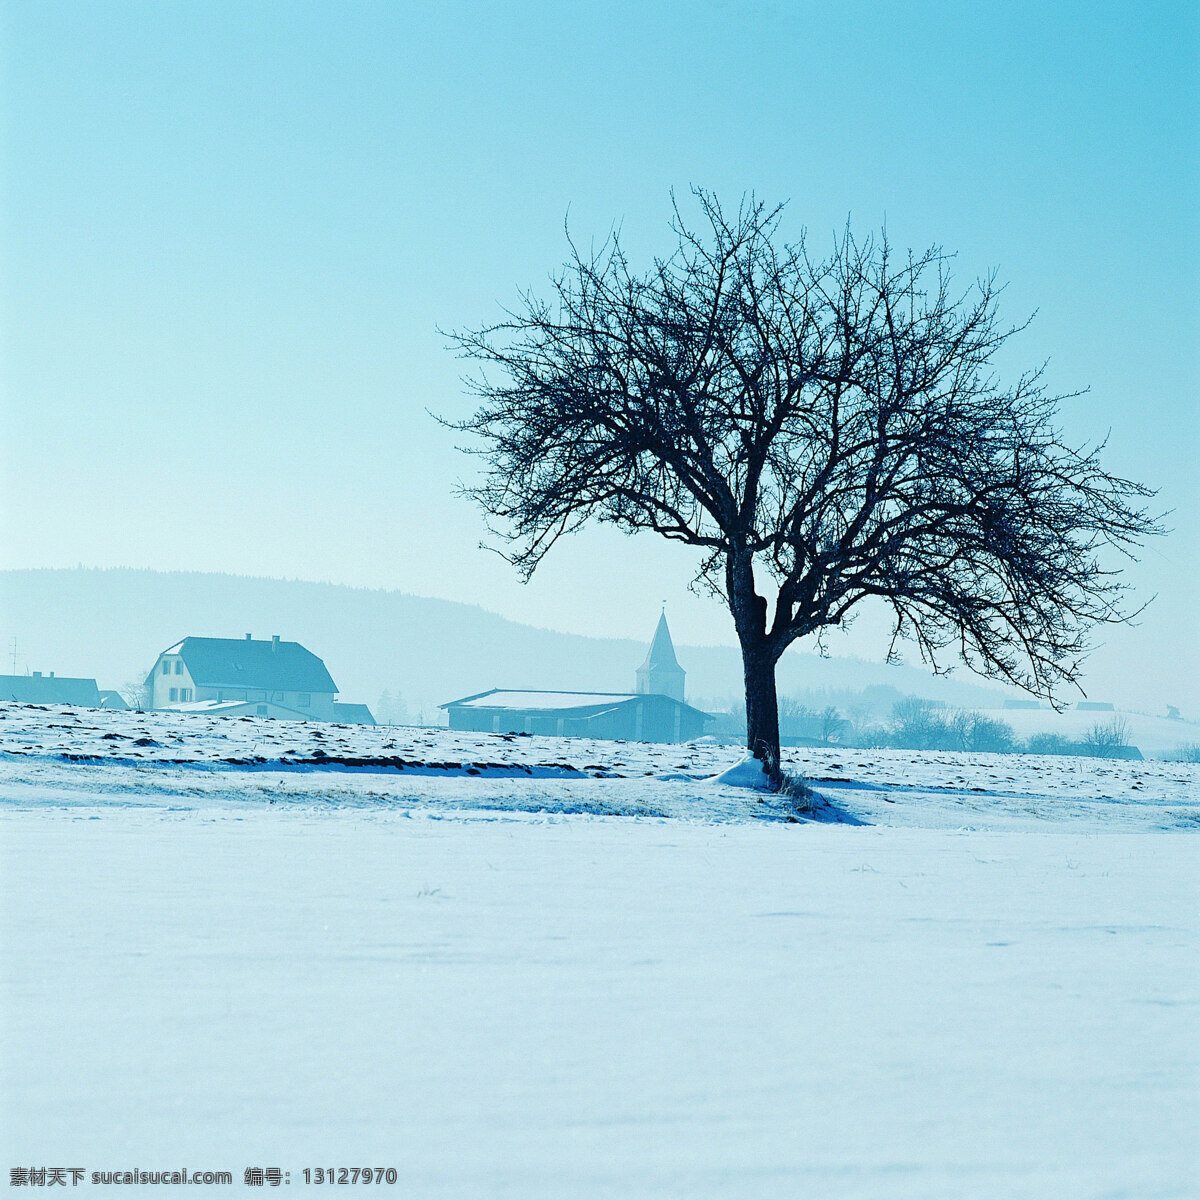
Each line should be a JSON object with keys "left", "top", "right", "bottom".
{"left": 635, "top": 612, "right": 685, "bottom": 701}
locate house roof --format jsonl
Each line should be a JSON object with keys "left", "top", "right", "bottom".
{"left": 639, "top": 612, "right": 682, "bottom": 673}
{"left": 446, "top": 689, "right": 641, "bottom": 712}
{"left": 170, "top": 698, "right": 315, "bottom": 719}
{"left": 441, "top": 688, "right": 707, "bottom": 718}
{"left": 171, "top": 699, "right": 263, "bottom": 715}
{"left": 331, "top": 702, "right": 376, "bottom": 725}
{"left": 0, "top": 674, "right": 103, "bottom": 706}
{"left": 159, "top": 636, "right": 337, "bottom": 693}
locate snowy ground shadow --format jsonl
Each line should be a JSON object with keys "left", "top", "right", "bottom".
{"left": 761, "top": 785, "right": 869, "bottom": 826}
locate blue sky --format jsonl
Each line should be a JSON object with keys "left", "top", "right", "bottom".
{"left": 2, "top": 0, "right": 1197, "bottom": 709}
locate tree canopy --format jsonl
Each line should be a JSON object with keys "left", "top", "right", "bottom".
{"left": 447, "top": 192, "right": 1160, "bottom": 776}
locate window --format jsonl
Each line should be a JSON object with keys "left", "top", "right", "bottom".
{"left": 298, "top": 693, "right": 310, "bottom": 707}
{"left": 256, "top": 704, "right": 268, "bottom": 716}
{"left": 162, "top": 661, "right": 170, "bottom": 675}
{"left": 174, "top": 661, "right": 183, "bottom": 674}
{"left": 169, "top": 687, "right": 178, "bottom": 702}
{"left": 179, "top": 688, "right": 192, "bottom": 702}
{"left": 272, "top": 691, "right": 284, "bottom": 702}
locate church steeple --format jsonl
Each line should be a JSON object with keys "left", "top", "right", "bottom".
{"left": 635, "top": 612, "right": 685, "bottom": 701}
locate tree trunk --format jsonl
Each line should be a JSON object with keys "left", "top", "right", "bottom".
{"left": 741, "top": 643, "right": 782, "bottom": 784}
{"left": 725, "top": 546, "right": 783, "bottom": 786}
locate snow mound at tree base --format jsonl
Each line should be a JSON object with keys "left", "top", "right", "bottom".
{"left": 709, "top": 752, "right": 774, "bottom": 789}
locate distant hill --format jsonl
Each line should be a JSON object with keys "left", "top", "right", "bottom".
{"left": 0, "top": 568, "right": 1011, "bottom": 718}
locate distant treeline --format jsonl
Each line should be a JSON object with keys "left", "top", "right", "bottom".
{"left": 699, "top": 692, "right": 1144, "bottom": 760}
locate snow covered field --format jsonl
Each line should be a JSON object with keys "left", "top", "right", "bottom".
{"left": 2, "top": 703, "right": 1197, "bottom": 1198}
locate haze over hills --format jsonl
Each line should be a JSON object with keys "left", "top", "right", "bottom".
{"left": 2, "top": 568, "right": 1020, "bottom": 718}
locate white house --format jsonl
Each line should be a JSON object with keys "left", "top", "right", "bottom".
{"left": 147, "top": 634, "right": 373, "bottom": 723}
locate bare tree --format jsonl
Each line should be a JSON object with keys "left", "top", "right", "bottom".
{"left": 1082, "top": 715, "right": 1132, "bottom": 758}
{"left": 119, "top": 669, "right": 153, "bottom": 711}
{"left": 777, "top": 696, "right": 813, "bottom": 737}
{"left": 889, "top": 697, "right": 949, "bottom": 751}
{"left": 1026, "top": 731, "right": 1071, "bottom": 756}
{"left": 446, "top": 191, "right": 1160, "bottom": 782}
{"left": 958, "top": 711, "right": 1017, "bottom": 754}
{"left": 819, "top": 705, "right": 846, "bottom": 745}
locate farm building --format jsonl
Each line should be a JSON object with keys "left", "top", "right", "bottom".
{"left": 146, "top": 634, "right": 374, "bottom": 723}
{"left": 442, "top": 614, "right": 708, "bottom": 742}
{"left": 0, "top": 672, "right": 114, "bottom": 708}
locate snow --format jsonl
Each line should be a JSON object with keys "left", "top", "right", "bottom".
{"left": 169, "top": 699, "right": 258, "bottom": 713}
{"left": 2, "top": 701, "right": 1198, "bottom": 1198}
{"left": 709, "top": 751, "right": 774, "bottom": 789}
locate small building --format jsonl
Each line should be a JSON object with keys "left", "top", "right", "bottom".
{"left": 146, "top": 634, "right": 374, "bottom": 723}
{"left": 328, "top": 702, "right": 376, "bottom": 726}
{"left": 441, "top": 613, "right": 708, "bottom": 743}
{"left": 0, "top": 672, "right": 103, "bottom": 707}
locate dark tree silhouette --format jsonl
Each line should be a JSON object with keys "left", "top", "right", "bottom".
{"left": 446, "top": 192, "right": 1160, "bottom": 782}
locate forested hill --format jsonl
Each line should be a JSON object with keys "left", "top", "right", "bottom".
{"left": 0, "top": 568, "right": 1008, "bottom": 717}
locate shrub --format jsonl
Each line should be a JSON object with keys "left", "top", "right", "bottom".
{"left": 1082, "top": 716, "right": 1131, "bottom": 757}
{"left": 1026, "top": 732, "right": 1071, "bottom": 755}
{"left": 888, "top": 700, "right": 1015, "bottom": 753}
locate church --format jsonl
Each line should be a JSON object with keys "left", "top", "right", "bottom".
{"left": 440, "top": 614, "right": 709, "bottom": 743}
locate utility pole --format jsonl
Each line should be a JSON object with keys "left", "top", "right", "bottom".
{"left": 9, "top": 638, "right": 16, "bottom": 674}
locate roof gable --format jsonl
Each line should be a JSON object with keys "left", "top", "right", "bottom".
{"left": 164, "top": 637, "right": 337, "bottom": 693}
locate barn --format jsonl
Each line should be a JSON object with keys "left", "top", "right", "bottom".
{"left": 442, "top": 688, "right": 708, "bottom": 742}
{"left": 441, "top": 614, "right": 709, "bottom": 743}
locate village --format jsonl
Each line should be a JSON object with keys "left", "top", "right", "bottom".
{"left": 0, "top": 614, "right": 704, "bottom": 739}
{"left": 3, "top": 612, "right": 1196, "bottom": 762}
